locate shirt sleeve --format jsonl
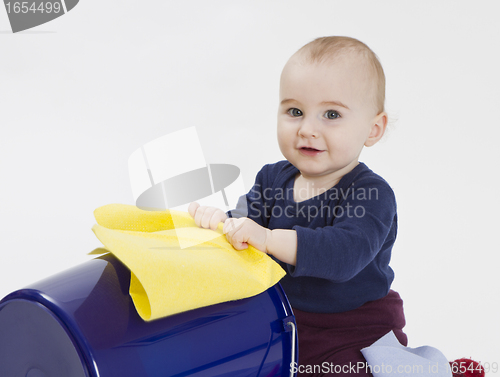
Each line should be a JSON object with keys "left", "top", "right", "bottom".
{"left": 289, "top": 178, "right": 397, "bottom": 283}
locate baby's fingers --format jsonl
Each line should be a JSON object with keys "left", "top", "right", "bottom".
{"left": 188, "top": 202, "right": 200, "bottom": 219}
{"left": 200, "top": 207, "right": 219, "bottom": 230}
{"left": 209, "top": 210, "right": 227, "bottom": 231}
{"left": 226, "top": 232, "right": 249, "bottom": 250}
{"left": 192, "top": 204, "right": 209, "bottom": 228}
{"left": 224, "top": 223, "right": 248, "bottom": 250}
{"left": 232, "top": 241, "right": 249, "bottom": 250}
{"left": 223, "top": 218, "right": 240, "bottom": 234}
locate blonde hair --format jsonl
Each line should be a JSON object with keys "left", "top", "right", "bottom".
{"left": 295, "top": 36, "right": 386, "bottom": 114}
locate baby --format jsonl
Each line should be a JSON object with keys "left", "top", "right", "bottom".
{"left": 189, "top": 36, "right": 406, "bottom": 376}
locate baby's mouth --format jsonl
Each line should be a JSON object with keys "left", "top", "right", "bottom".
{"left": 299, "top": 147, "right": 324, "bottom": 156}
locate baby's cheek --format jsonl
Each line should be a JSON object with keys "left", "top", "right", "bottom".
{"left": 277, "top": 128, "right": 295, "bottom": 153}
{"left": 276, "top": 128, "right": 286, "bottom": 146}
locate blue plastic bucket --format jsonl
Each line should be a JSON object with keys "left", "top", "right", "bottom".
{"left": 0, "top": 254, "right": 297, "bottom": 377}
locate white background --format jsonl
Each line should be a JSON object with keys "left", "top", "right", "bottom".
{"left": 1, "top": 0, "right": 499, "bottom": 366}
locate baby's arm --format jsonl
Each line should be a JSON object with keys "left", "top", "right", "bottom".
{"left": 222, "top": 217, "right": 298, "bottom": 265}
{"left": 189, "top": 162, "right": 299, "bottom": 262}
{"left": 266, "top": 228, "right": 298, "bottom": 265}
{"left": 288, "top": 180, "right": 397, "bottom": 282}
{"left": 188, "top": 201, "right": 296, "bottom": 263}
{"left": 188, "top": 202, "right": 228, "bottom": 231}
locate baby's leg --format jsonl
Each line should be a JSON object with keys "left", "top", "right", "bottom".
{"left": 293, "top": 290, "right": 407, "bottom": 377}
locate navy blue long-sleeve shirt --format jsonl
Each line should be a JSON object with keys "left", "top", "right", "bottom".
{"left": 228, "top": 160, "right": 397, "bottom": 313}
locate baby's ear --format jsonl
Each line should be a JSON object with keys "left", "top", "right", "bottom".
{"left": 365, "top": 112, "right": 388, "bottom": 147}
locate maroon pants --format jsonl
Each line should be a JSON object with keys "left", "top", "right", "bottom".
{"left": 293, "top": 290, "right": 407, "bottom": 377}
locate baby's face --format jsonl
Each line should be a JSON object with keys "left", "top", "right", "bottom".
{"left": 277, "top": 54, "right": 385, "bottom": 182}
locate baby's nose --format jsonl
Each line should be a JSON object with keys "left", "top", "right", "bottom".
{"left": 298, "top": 120, "right": 320, "bottom": 138}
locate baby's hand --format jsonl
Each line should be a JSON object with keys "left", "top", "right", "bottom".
{"left": 223, "top": 217, "right": 270, "bottom": 253}
{"left": 188, "top": 202, "right": 228, "bottom": 231}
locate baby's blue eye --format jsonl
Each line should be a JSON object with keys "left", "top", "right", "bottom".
{"left": 325, "top": 110, "right": 341, "bottom": 119}
{"left": 287, "top": 108, "right": 303, "bottom": 117}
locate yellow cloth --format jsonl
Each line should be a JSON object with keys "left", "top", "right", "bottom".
{"left": 91, "top": 204, "right": 286, "bottom": 321}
